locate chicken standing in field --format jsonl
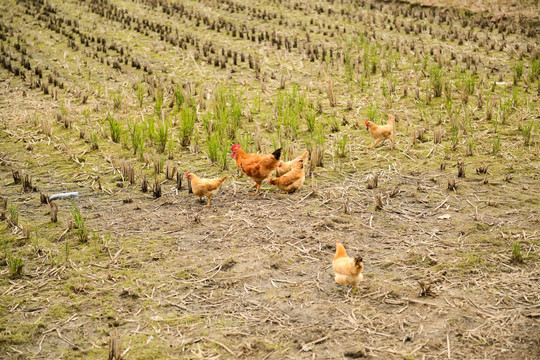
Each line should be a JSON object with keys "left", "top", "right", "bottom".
{"left": 365, "top": 114, "right": 395, "bottom": 149}
{"left": 185, "top": 172, "right": 228, "bottom": 207}
{"left": 231, "top": 144, "right": 282, "bottom": 195}
{"left": 269, "top": 158, "right": 305, "bottom": 193}
{"left": 333, "top": 240, "right": 364, "bottom": 293}
{"left": 276, "top": 150, "right": 309, "bottom": 177}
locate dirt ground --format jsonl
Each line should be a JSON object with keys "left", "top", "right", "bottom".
{"left": 1, "top": 0, "right": 539, "bottom": 359}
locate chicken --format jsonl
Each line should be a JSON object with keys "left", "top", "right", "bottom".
{"left": 276, "top": 150, "right": 309, "bottom": 177}
{"left": 333, "top": 240, "right": 364, "bottom": 293}
{"left": 231, "top": 144, "right": 282, "bottom": 195}
{"left": 269, "top": 158, "right": 305, "bottom": 193}
{"left": 185, "top": 172, "right": 228, "bottom": 207}
{"left": 365, "top": 114, "right": 395, "bottom": 149}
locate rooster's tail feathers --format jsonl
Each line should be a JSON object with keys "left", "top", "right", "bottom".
{"left": 272, "top": 148, "right": 282, "bottom": 161}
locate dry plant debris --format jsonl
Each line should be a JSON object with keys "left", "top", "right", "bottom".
{"left": 0, "top": 0, "right": 539, "bottom": 358}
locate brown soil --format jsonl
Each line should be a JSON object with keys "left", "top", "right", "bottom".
{"left": 0, "top": 0, "right": 539, "bottom": 359}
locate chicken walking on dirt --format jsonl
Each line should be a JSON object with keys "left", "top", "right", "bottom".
{"left": 333, "top": 240, "right": 364, "bottom": 293}
{"left": 269, "top": 158, "right": 306, "bottom": 193}
{"left": 365, "top": 114, "right": 395, "bottom": 149}
{"left": 231, "top": 144, "right": 282, "bottom": 195}
{"left": 185, "top": 172, "right": 228, "bottom": 207}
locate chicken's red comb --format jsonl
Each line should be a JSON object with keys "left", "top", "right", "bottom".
{"left": 365, "top": 119, "right": 369, "bottom": 126}
{"left": 336, "top": 240, "right": 341, "bottom": 243}
{"left": 185, "top": 172, "right": 190, "bottom": 177}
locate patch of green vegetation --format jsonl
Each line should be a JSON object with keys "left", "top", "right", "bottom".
{"left": 47, "top": 302, "right": 74, "bottom": 321}
{"left": 7, "top": 255, "right": 23, "bottom": 279}
{"left": 0, "top": 321, "right": 44, "bottom": 345}
{"left": 511, "top": 241, "right": 523, "bottom": 264}
{"left": 406, "top": 253, "right": 437, "bottom": 268}
{"left": 70, "top": 201, "right": 88, "bottom": 243}
{"left": 429, "top": 65, "right": 443, "bottom": 98}
{"left": 175, "top": 269, "right": 193, "bottom": 280}
{"left": 128, "top": 334, "right": 168, "bottom": 360}
{"left": 253, "top": 339, "right": 287, "bottom": 353}
{"left": 107, "top": 113, "right": 122, "bottom": 143}
{"left": 475, "top": 222, "right": 489, "bottom": 231}
{"left": 136, "top": 348, "right": 167, "bottom": 360}
{"left": 99, "top": 304, "right": 118, "bottom": 322}
{"left": 8, "top": 204, "right": 19, "bottom": 227}
{"left": 179, "top": 103, "right": 196, "bottom": 147}
{"left": 62, "top": 346, "right": 105, "bottom": 359}
{"left": 403, "top": 355, "right": 417, "bottom": 360}
{"left": 458, "top": 252, "right": 486, "bottom": 271}
{"left": 180, "top": 314, "right": 204, "bottom": 326}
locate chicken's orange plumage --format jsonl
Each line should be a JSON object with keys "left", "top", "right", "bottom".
{"left": 231, "top": 144, "right": 282, "bottom": 195}
{"left": 270, "top": 158, "right": 305, "bottom": 193}
{"left": 185, "top": 172, "right": 228, "bottom": 207}
{"left": 276, "top": 150, "right": 309, "bottom": 177}
{"left": 332, "top": 240, "right": 364, "bottom": 293}
{"left": 365, "top": 114, "right": 395, "bottom": 149}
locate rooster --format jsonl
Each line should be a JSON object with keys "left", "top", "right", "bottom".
{"left": 333, "top": 240, "right": 364, "bottom": 293}
{"left": 231, "top": 144, "right": 282, "bottom": 195}
{"left": 276, "top": 150, "right": 309, "bottom": 177}
{"left": 365, "top": 114, "right": 395, "bottom": 149}
{"left": 269, "top": 158, "right": 305, "bottom": 193}
{"left": 185, "top": 172, "right": 228, "bottom": 207}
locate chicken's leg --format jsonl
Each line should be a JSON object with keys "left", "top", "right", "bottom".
{"left": 368, "top": 138, "right": 383, "bottom": 149}
{"left": 249, "top": 183, "right": 261, "bottom": 195}
{"left": 205, "top": 197, "right": 211, "bottom": 207}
